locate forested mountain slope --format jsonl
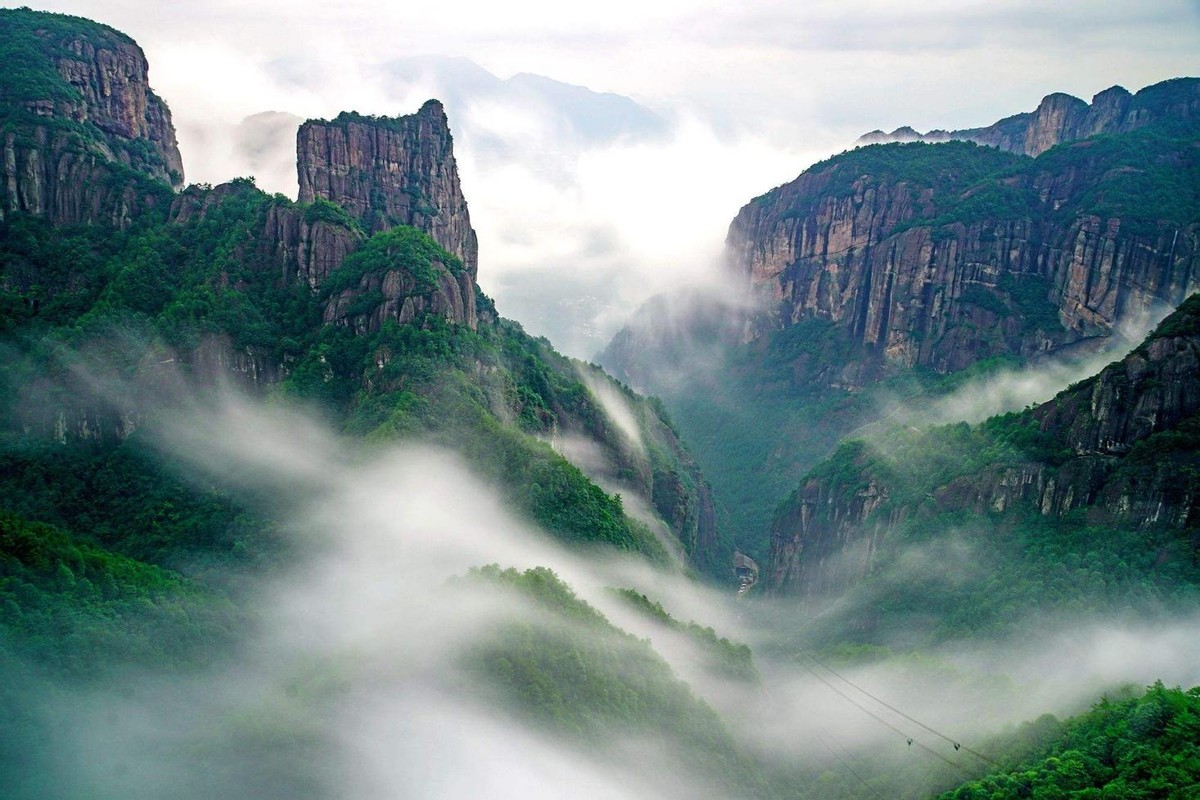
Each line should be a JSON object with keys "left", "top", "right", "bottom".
{"left": 0, "top": 7, "right": 719, "bottom": 682}
{"left": 601, "top": 77, "right": 1200, "bottom": 568}
{"left": 767, "top": 293, "right": 1200, "bottom": 641}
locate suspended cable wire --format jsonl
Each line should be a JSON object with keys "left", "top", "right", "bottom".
{"left": 799, "top": 650, "right": 1000, "bottom": 767}
{"left": 801, "top": 663, "right": 976, "bottom": 778}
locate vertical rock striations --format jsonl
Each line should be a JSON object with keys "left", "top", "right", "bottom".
{"left": 297, "top": 100, "right": 479, "bottom": 279}
{"left": 728, "top": 127, "right": 1200, "bottom": 386}
{"left": 43, "top": 29, "right": 184, "bottom": 183}
{"left": 0, "top": 8, "right": 184, "bottom": 226}
{"left": 296, "top": 101, "right": 481, "bottom": 331}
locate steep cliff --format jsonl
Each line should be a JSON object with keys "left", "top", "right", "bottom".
{"left": 857, "top": 77, "right": 1200, "bottom": 157}
{"left": 0, "top": 9, "right": 184, "bottom": 226}
{"left": 169, "top": 184, "right": 365, "bottom": 291}
{"left": 768, "top": 293, "right": 1200, "bottom": 599}
{"left": 602, "top": 108, "right": 1200, "bottom": 568}
{"left": 729, "top": 125, "right": 1200, "bottom": 386}
{"left": 297, "top": 101, "right": 479, "bottom": 278}
{"left": 0, "top": 19, "right": 717, "bottom": 571}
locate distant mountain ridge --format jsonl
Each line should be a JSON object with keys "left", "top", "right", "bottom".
{"left": 856, "top": 77, "right": 1200, "bottom": 156}
{"left": 380, "top": 55, "right": 669, "bottom": 150}
{"left": 612, "top": 77, "right": 1200, "bottom": 398}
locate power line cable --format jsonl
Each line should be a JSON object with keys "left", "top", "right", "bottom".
{"left": 799, "top": 650, "right": 1000, "bottom": 768}
{"left": 800, "top": 662, "right": 976, "bottom": 779}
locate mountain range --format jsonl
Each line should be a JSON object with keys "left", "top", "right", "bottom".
{"left": 1, "top": 7, "right": 1198, "bottom": 799}
{"left": 602, "top": 76, "right": 1199, "bottom": 567}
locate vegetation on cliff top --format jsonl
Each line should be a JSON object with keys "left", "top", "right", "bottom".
{"left": 773, "top": 140, "right": 1031, "bottom": 226}
{"left": 0, "top": 7, "right": 133, "bottom": 105}
{"left": 322, "top": 224, "right": 465, "bottom": 297}
{"left": 0, "top": 7, "right": 182, "bottom": 185}
{"left": 772, "top": 111, "right": 1199, "bottom": 239}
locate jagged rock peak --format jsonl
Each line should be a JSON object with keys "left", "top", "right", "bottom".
{"left": 854, "top": 76, "right": 1200, "bottom": 157}
{"left": 0, "top": 7, "right": 184, "bottom": 186}
{"left": 296, "top": 100, "right": 479, "bottom": 279}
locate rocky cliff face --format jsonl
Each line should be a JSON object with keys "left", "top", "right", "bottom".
{"left": 728, "top": 134, "right": 1200, "bottom": 387}
{"left": 601, "top": 79, "right": 1200, "bottom": 578}
{"left": 295, "top": 101, "right": 481, "bottom": 332}
{"left": 322, "top": 253, "right": 478, "bottom": 334}
{"left": 2, "top": 126, "right": 173, "bottom": 227}
{"left": 42, "top": 32, "right": 184, "bottom": 183}
{"left": 297, "top": 101, "right": 479, "bottom": 278}
{"left": 768, "top": 468, "right": 900, "bottom": 598}
{"left": 0, "top": 10, "right": 720, "bottom": 573}
{"left": 768, "top": 294, "right": 1200, "bottom": 596}
{"left": 857, "top": 77, "right": 1200, "bottom": 157}
{"left": 0, "top": 9, "right": 184, "bottom": 226}
{"left": 947, "top": 310, "right": 1200, "bottom": 527}
{"left": 169, "top": 182, "right": 365, "bottom": 290}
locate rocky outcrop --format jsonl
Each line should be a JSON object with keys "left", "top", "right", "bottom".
{"left": 2, "top": 126, "right": 173, "bottom": 227}
{"left": 313, "top": 221, "right": 478, "bottom": 333}
{"left": 0, "top": 9, "right": 184, "bottom": 226}
{"left": 261, "top": 203, "right": 363, "bottom": 289}
{"left": 170, "top": 182, "right": 366, "bottom": 289}
{"left": 932, "top": 315, "right": 1200, "bottom": 526}
{"left": 297, "top": 101, "right": 479, "bottom": 278}
{"left": 768, "top": 470, "right": 900, "bottom": 597}
{"left": 728, "top": 137, "right": 1200, "bottom": 386}
{"left": 322, "top": 257, "right": 478, "bottom": 334}
{"left": 1034, "top": 326, "right": 1200, "bottom": 457}
{"left": 42, "top": 30, "right": 184, "bottom": 183}
{"left": 767, "top": 294, "right": 1200, "bottom": 595}
{"left": 856, "top": 77, "right": 1200, "bottom": 157}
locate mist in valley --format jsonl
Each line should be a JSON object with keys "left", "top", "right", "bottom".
{"left": 7, "top": 380, "right": 1197, "bottom": 799}
{"left": 867, "top": 301, "right": 1178, "bottom": 432}
{"left": 3, "top": 4, "right": 1199, "bottom": 797}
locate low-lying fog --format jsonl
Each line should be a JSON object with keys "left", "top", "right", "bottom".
{"left": 14, "top": 386, "right": 1198, "bottom": 799}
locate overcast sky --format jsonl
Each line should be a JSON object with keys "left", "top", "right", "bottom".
{"left": 16, "top": 0, "right": 1200, "bottom": 355}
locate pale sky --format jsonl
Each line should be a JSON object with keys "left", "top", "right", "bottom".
{"left": 13, "top": 0, "right": 1200, "bottom": 355}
